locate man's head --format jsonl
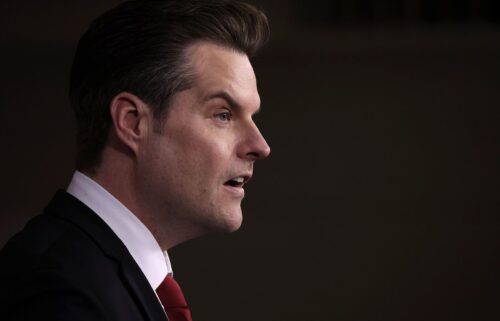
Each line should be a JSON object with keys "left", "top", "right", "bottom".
{"left": 70, "top": 0, "right": 269, "bottom": 171}
{"left": 69, "top": 0, "right": 271, "bottom": 248}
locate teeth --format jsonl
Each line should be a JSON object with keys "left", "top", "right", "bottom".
{"left": 233, "top": 177, "right": 244, "bottom": 183}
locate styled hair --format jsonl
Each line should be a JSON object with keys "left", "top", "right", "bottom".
{"left": 69, "top": 0, "right": 270, "bottom": 171}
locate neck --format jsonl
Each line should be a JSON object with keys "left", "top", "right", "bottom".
{"left": 80, "top": 148, "right": 202, "bottom": 250}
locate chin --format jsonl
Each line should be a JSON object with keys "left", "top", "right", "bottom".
{"left": 212, "top": 206, "right": 243, "bottom": 233}
{"left": 225, "top": 216, "right": 243, "bottom": 232}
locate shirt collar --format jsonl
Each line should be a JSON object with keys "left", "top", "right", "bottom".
{"left": 67, "top": 171, "right": 172, "bottom": 290}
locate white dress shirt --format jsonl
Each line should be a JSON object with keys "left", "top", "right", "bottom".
{"left": 67, "top": 171, "right": 172, "bottom": 292}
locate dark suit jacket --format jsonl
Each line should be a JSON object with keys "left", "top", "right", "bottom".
{"left": 0, "top": 190, "right": 169, "bottom": 321}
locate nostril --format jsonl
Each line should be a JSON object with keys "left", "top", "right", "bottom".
{"left": 246, "top": 151, "right": 260, "bottom": 159}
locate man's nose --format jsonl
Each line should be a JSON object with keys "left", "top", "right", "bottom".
{"left": 238, "top": 122, "right": 271, "bottom": 161}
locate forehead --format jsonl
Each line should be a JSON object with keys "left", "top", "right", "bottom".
{"left": 184, "top": 41, "right": 260, "bottom": 110}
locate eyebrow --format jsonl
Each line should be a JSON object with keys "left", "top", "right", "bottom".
{"left": 204, "top": 90, "right": 261, "bottom": 114}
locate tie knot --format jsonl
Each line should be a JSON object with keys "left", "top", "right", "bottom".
{"left": 156, "top": 275, "right": 188, "bottom": 308}
{"left": 156, "top": 275, "right": 193, "bottom": 321}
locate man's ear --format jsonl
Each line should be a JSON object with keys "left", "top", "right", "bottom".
{"left": 109, "top": 92, "right": 151, "bottom": 155}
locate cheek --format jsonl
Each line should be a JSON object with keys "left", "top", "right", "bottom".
{"left": 189, "top": 139, "right": 231, "bottom": 178}
{"left": 158, "top": 116, "right": 237, "bottom": 185}
{"left": 169, "top": 132, "right": 231, "bottom": 182}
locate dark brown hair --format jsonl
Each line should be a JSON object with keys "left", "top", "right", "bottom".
{"left": 69, "top": 0, "right": 270, "bottom": 171}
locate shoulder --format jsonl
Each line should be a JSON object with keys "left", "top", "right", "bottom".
{"left": 0, "top": 192, "right": 135, "bottom": 320}
{"left": 0, "top": 200, "right": 114, "bottom": 277}
{"left": 0, "top": 211, "right": 113, "bottom": 320}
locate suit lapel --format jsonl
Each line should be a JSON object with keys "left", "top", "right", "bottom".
{"left": 45, "top": 190, "right": 168, "bottom": 321}
{"left": 120, "top": 254, "right": 169, "bottom": 321}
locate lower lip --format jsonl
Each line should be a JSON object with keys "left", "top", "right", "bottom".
{"left": 223, "top": 185, "right": 245, "bottom": 197}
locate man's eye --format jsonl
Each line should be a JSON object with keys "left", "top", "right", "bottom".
{"left": 215, "top": 112, "right": 232, "bottom": 122}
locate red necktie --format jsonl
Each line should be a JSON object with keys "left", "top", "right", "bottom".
{"left": 156, "top": 275, "right": 193, "bottom": 321}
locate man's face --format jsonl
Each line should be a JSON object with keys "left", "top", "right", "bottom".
{"left": 138, "top": 42, "right": 270, "bottom": 238}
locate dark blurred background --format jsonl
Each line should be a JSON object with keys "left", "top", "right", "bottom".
{"left": 1, "top": 1, "right": 499, "bottom": 320}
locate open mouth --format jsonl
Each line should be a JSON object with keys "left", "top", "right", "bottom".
{"left": 224, "top": 176, "right": 250, "bottom": 188}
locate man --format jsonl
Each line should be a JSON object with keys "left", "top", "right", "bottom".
{"left": 0, "top": 1, "right": 270, "bottom": 320}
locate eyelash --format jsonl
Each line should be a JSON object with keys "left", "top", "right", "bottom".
{"left": 214, "top": 111, "right": 232, "bottom": 122}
